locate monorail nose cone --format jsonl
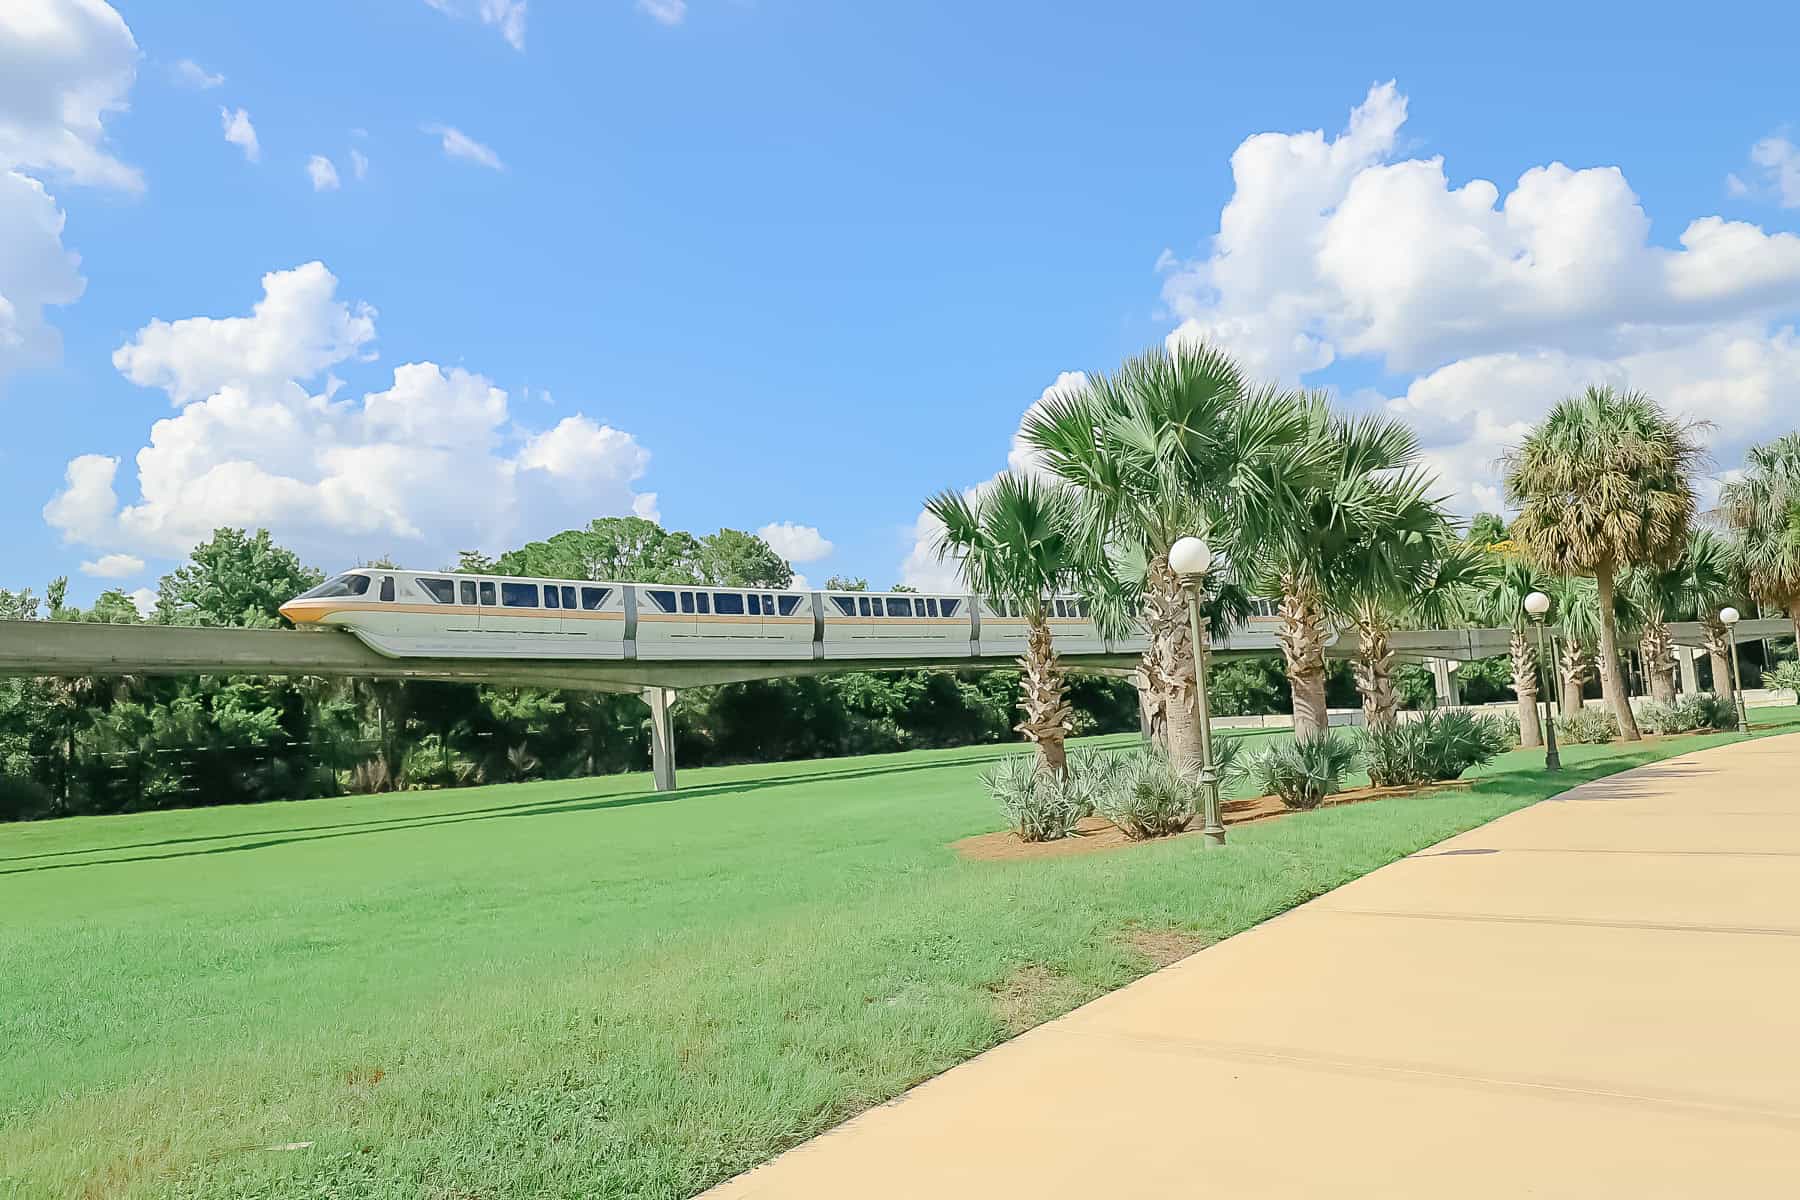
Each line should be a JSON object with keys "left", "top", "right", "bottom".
{"left": 279, "top": 601, "right": 309, "bottom": 624}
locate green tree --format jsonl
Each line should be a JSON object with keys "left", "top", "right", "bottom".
{"left": 1470, "top": 555, "right": 1554, "bottom": 747}
{"left": 824, "top": 575, "right": 868, "bottom": 591}
{"left": 927, "top": 473, "right": 1080, "bottom": 773}
{"left": 1722, "top": 432, "right": 1800, "bottom": 645}
{"left": 155, "top": 528, "right": 324, "bottom": 628}
{"left": 1627, "top": 527, "right": 1741, "bottom": 703}
{"left": 696, "top": 528, "right": 793, "bottom": 588}
{"left": 1022, "top": 342, "right": 1312, "bottom": 771}
{"left": 1503, "top": 387, "right": 1704, "bottom": 741}
{"left": 1250, "top": 399, "right": 1445, "bottom": 740}
{"left": 1336, "top": 517, "right": 1490, "bottom": 733}
{"left": 1467, "top": 512, "right": 1510, "bottom": 548}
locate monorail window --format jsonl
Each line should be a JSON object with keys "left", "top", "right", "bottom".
{"left": 560, "top": 586, "right": 577, "bottom": 609}
{"left": 480, "top": 581, "right": 497, "bottom": 606}
{"left": 543, "top": 585, "right": 560, "bottom": 609}
{"left": 858, "top": 596, "right": 874, "bottom": 617}
{"left": 297, "top": 573, "right": 371, "bottom": 599}
{"left": 647, "top": 589, "right": 676, "bottom": 613}
{"left": 680, "top": 591, "right": 694, "bottom": 614}
{"left": 778, "top": 595, "right": 803, "bottom": 616}
{"left": 1077, "top": 600, "right": 1090, "bottom": 618}
{"left": 887, "top": 597, "right": 912, "bottom": 617}
{"left": 714, "top": 593, "right": 745, "bottom": 615}
{"left": 581, "top": 586, "right": 608, "bottom": 610}
{"left": 925, "top": 598, "right": 939, "bottom": 617}
{"left": 501, "top": 582, "right": 538, "bottom": 608}
{"left": 940, "top": 599, "right": 961, "bottom": 618}
{"left": 418, "top": 578, "right": 456, "bottom": 604}
{"left": 832, "top": 596, "right": 857, "bottom": 616}
{"left": 379, "top": 576, "right": 396, "bottom": 602}
{"left": 460, "top": 580, "right": 477, "bottom": 605}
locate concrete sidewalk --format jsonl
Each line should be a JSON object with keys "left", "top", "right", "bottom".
{"left": 705, "top": 735, "right": 1800, "bottom": 1199}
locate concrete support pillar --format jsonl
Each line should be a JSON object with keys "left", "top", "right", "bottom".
{"left": 644, "top": 686, "right": 678, "bottom": 792}
{"left": 1430, "top": 658, "right": 1462, "bottom": 708}
{"left": 1676, "top": 645, "right": 1700, "bottom": 696}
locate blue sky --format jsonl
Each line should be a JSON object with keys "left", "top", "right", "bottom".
{"left": 6, "top": 0, "right": 1800, "bottom": 607}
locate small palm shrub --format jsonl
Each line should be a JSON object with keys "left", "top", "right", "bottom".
{"left": 1636, "top": 700, "right": 1691, "bottom": 736}
{"left": 1767, "top": 660, "right": 1800, "bottom": 704}
{"left": 1357, "top": 710, "right": 1510, "bottom": 788}
{"left": 1095, "top": 748, "right": 1200, "bottom": 840}
{"left": 1253, "top": 732, "right": 1354, "bottom": 810}
{"left": 1557, "top": 708, "right": 1620, "bottom": 744}
{"left": 984, "top": 755, "right": 1084, "bottom": 842}
{"left": 1691, "top": 692, "right": 1740, "bottom": 731}
{"left": 1059, "top": 746, "right": 1126, "bottom": 818}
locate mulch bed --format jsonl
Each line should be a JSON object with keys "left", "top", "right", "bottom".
{"left": 952, "top": 778, "right": 1475, "bottom": 863}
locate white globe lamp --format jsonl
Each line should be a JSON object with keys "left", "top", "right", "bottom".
{"left": 1170, "top": 536, "right": 1212, "bottom": 579}
{"left": 1524, "top": 590, "right": 1551, "bottom": 619}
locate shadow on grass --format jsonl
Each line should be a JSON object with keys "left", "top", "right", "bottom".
{"left": 0, "top": 738, "right": 1157, "bottom": 875}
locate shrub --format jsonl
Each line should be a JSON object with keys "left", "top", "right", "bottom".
{"left": 1636, "top": 700, "right": 1691, "bottom": 736}
{"left": 1766, "top": 660, "right": 1800, "bottom": 704}
{"left": 1356, "top": 710, "right": 1511, "bottom": 788}
{"left": 1253, "top": 733, "right": 1354, "bottom": 810}
{"left": 1059, "top": 746, "right": 1125, "bottom": 818}
{"left": 1095, "top": 748, "right": 1200, "bottom": 840}
{"left": 1690, "top": 691, "right": 1740, "bottom": 731}
{"left": 1557, "top": 708, "right": 1620, "bottom": 744}
{"left": 984, "top": 756, "right": 1084, "bottom": 842}
{"left": 0, "top": 774, "right": 54, "bottom": 822}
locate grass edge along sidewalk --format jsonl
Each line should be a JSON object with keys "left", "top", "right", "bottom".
{"left": 2, "top": 711, "right": 1795, "bottom": 1199}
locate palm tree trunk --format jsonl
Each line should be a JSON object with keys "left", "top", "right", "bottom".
{"left": 1510, "top": 631, "right": 1543, "bottom": 748}
{"left": 1700, "top": 616, "right": 1733, "bottom": 694}
{"left": 1594, "top": 565, "right": 1642, "bottom": 740}
{"left": 1277, "top": 582, "right": 1330, "bottom": 741}
{"left": 1639, "top": 617, "right": 1677, "bottom": 704}
{"left": 1016, "top": 615, "right": 1072, "bottom": 774}
{"left": 1560, "top": 640, "right": 1591, "bottom": 715}
{"left": 1144, "top": 554, "right": 1200, "bottom": 770}
{"left": 1351, "top": 616, "right": 1398, "bottom": 733}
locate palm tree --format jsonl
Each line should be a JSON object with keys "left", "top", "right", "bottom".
{"left": 1470, "top": 554, "right": 1553, "bottom": 748}
{"left": 1244, "top": 398, "right": 1443, "bottom": 741}
{"left": 1722, "top": 432, "right": 1800, "bottom": 645}
{"left": 1021, "top": 343, "right": 1315, "bottom": 772}
{"left": 1503, "top": 386, "right": 1705, "bottom": 741}
{"left": 1339, "top": 528, "right": 1492, "bottom": 733}
{"left": 927, "top": 472, "right": 1082, "bottom": 774}
{"left": 1627, "top": 527, "right": 1741, "bottom": 703}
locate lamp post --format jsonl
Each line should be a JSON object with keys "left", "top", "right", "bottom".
{"left": 1721, "top": 606, "right": 1750, "bottom": 733}
{"left": 1170, "top": 535, "right": 1225, "bottom": 848}
{"left": 1525, "top": 590, "right": 1561, "bottom": 771}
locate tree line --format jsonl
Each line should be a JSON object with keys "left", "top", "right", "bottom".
{"left": 0, "top": 520, "right": 1139, "bottom": 822}
{"left": 923, "top": 347, "right": 1798, "bottom": 778}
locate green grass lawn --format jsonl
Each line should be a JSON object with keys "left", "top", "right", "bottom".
{"left": 4, "top": 711, "right": 1797, "bottom": 1199}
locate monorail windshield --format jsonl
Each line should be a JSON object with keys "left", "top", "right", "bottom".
{"left": 296, "top": 573, "right": 370, "bottom": 600}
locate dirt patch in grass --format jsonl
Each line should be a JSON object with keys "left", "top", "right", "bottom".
{"left": 1119, "top": 926, "right": 1209, "bottom": 967}
{"left": 988, "top": 964, "right": 1088, "bottom": 1034}
{"left": 952, "top": 780, "right": 1475, "bottom": 863}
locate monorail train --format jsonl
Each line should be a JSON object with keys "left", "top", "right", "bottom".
{"left": 279, "top": 567, "right": 1281, "bottom": 661}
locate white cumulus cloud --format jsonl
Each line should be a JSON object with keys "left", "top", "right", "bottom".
{"left": 306, "top": 154, "right": 340, "bottom": 191}
{"left": 127, "top": 586, "right": 155, "bottom": 618}
{"left": 1734, "top": 135, "right": 1800, "bottom": 209}
{"left": 757, "top": 521, "right": 834, "bottom": 564}
{"left": 424, "top": 123, "right": 503, "bottom": 171}
{"left": 349, "top": 147, "right": 368, "bottom": 180}
{"left": 638, "top": 0, "right": 687, "bottom": 25}
{"left": 0, "top": 0, "right": 141, "bottom": 191}
{"left": 80, "top": 552, "right": 143, "bottom": 578}
{"left": 1154, "top": 82, "right": 1800, "bottom": 513}
{"left": 0, "top": 0, "right": 141, "bottom": 386}
{"left": 171, "top": 58, "right": 224, "bottom": 89}
{"left": 46, "top": 262, "right": 657, "bottom": 567}
{"left": 220, "top": 106, "right": 259, "bottom": 162}
{"left": 479, "top": 0, "right": 526, "bottom": 50}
